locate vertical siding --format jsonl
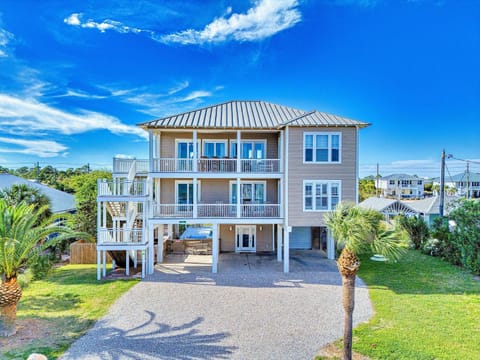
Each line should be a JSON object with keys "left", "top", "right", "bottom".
{"left": 287, "top": 127, "right": 358, "bottom": 227}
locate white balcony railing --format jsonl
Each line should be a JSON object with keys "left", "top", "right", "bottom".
{"left": 153, "top": 203, "right": 281, "bottom": 218}
{"left": 98, "top": 180, "right": 148, "bottom": 197}
{"left": 152, "top": 158, "right": 279, "bottom": 173}
{"left": 113, "top": 158, "right": 149, "bottom": 174}
{"left": 98, "top": 228, "right": 144, "bottom": 244}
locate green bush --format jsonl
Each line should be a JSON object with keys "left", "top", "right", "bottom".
{"left": 29, "top": 252, "right": 54, "bottom": 280}
{"left": 397, "top": 215, "right": 429, "bottom": 249}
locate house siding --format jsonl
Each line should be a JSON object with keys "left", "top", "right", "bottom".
{"left": 287, "top": 126, "right": 358, "bottom": 227}
{"left": 156, "top": 131, "right": 279, "bottom": 159}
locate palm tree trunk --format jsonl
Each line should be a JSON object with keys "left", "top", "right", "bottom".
{"left": 337, "top": 248, "right": 360, "bottom": 360}
{"left": 0, "top": 277, "right": 22, "bottom": 337}
{"left": 341, "top": 274, "right": 356, "bottom": 360}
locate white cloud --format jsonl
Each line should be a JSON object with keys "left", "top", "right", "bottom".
{"left": 329, "top": 0, "right": 380, "bottom": 6}
{"left": 64, "top": 12, "right": 149, "bottom": 35}
{"left": 177, "top": 90, "right": 212, "bottom": 102}
{"left": 114, "top": 153, "right": 135, "bottom": 159}
{"left": 64, "top": 0, "right": 301, "bottom": 46}
{"left": 167, "top": 81, "right": 190, "bottom": 95}
{"left": 159, "top": 0, "right": 301, "bottom": 45}
{"left": 0, "top": 28, "right": 14, "bottom": 57}
{"left": 0, "top": 136, "right": 68, "bottom": 158}
{"left": 0, "top": 93, "right": 147, "bottom": 139}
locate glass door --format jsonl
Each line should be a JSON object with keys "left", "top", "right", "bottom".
{"left": 235, "top": 225, "right": 256, "bottom": 252}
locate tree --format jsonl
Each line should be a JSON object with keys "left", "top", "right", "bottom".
{"left": 0, "top": 184, "right": 52, "bottom": 221}
{"left": 325, "top": 202, "right": 406, "bottom": 360}
{"left": 0, "top": 200, "right": 78, "bottom": 336}
{"left": 358, "top": 178, "right": 376, "bottom": 202}
{"left": 64, "top": 171, "right": 112, "bottom": 236}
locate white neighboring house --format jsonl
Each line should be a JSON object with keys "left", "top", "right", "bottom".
{"left": 0, "top": 174, "right": 76, "bottom": 214}
{"left": 375, "top": 174, "right": 425, "bottom": 199}
{"left": 433, "top": 171, "right": 480, "bottom": 199}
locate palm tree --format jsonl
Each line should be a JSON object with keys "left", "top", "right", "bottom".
{"left": 325, "top": 202, "right": 406, "bottom": 360}
{"left": 0, "top": 184, "right": 52, "bottom": 221}
{"left": 0, "top": 199, "right": 77, "bottom": 336}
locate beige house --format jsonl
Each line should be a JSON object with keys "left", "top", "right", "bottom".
{"left": 96, "top": 100, "right": 369, "bottom": 278}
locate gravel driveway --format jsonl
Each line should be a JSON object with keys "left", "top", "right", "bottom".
{"left": 61, "top": 253, "right": 373, "bottom": 360}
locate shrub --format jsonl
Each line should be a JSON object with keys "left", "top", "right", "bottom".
{"left": 29, "top": 252, "right": 54, "bottom": 280}
{"left": 397, "top": 215, "right": 429, "bottom": 249}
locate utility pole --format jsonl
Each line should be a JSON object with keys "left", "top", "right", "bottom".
{"left": 35, "top": 161, "right": 40, "bottom": 181}
{"left": 466, "top": 161, "right": 470, "bottom": 199}
{"left": 439, "top": 149, "right": 445, "bottom": 217}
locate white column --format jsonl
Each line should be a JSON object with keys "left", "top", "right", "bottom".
{"left": 193, "top": 177, "right": 198, "bottom": 218}
{"left": 236, "top": 130, "right": 241, "bottom": 173}
{"left": 102, "top": 202, "right": 107, "bottom": 229}
{"left": 102, "top": 250, "right": 107, "bottom": 277}
{"left": 125, "top": 250, "right": 130, "bottom": 276}
{"left": 236, "top": 178, "right": 241, "bottom": 218}
{"left": 327, "top": 229, "right": 335, "bottom": 260}
{"left": 277, "top": 224, "right": 283, "bottom": 261}
{"left": 156, "top": 131, "right": 161, "bottom": 158}
{"left": 212, "top": 224, "right": 219, "bottom": 273}
{"left": 157, "top": 224, "right": 164, "bottom": 263}
{"left": 148, "top": 223, "right": 155, "bottom": 274}
{"left": 97, "top": 250, "right": 101, "bottom": 280}
{"left": 283, "top": 226, "right": 290, "bottom": 273}
{"left": 279, "top": 130, "right": 284, "bottom": 173}
{"left": 272, "top": 224, "right": 275, "bottom": 251}
{"left": 193, "top": 130, "right": 198, "bottom": 172}
{"left": 142, "top": 249, "right": 146, "bottom": 278}
{"left": 149, "top": 130, "right": 154, "bottom": 172}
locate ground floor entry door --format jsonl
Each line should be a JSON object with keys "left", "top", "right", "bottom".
{"left": 235, "top": 225, "right": 256, "bottom": 252}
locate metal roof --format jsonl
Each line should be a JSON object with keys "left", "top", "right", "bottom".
{"left": 0, "top": 174, "right": 76, "bottom": 213}
{"left": 380, "top": 173, "right": 422, "bottom": 181}
{"left": 404, "top": 195, "right": 459, "bottom": 215}
{"left": 359, "top": 197, "right": 399, "bottom": 212}
{"left": 138, "top": 100, "right": 369, "bottom": 130}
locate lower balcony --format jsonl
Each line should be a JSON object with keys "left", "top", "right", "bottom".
{"left": 153, "top": 203, "right": 281, "bottom": 218}
{"left": 98, "top": 228, "right": 144, "bottom": 245}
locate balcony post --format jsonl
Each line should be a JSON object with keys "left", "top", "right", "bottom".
{"left": 149, "top": 130, "right": 153, "bottom": 172}
{"left": 193, "top": 178, "right": 198, "bottom": 218}
{"left": 279, "top": 130, "right": 284, "bottom": 173}
{"left": 236, "top": 177, "right": 241, "bottom": 218}
{"left": 212, "top": 224, "right": 219, "bottom": 273}
{"left": 236, "top": 130, "right": 241, "bottom": 173}
{"left": 277, "top": 224, "right": 282, "bottom": 261}
{"left": 193, "top": 130, "right": 198, "bottom": 172}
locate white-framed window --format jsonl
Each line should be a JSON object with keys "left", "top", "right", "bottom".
{"left": 230, "top": 140, "right": 266, "bottom": 159}
{"left": 389, "top": 180, "right": 395, "bottom": 185}
{"left": 229, "top": 181, "right": 266, "bottom": 204}
{"left": 304, "top": 132, "right": 341, "bottom": 163}
{"left": 175, "top": 139, "right": 200, "bottom": 159}
{"left": 202, "top": 140, "right": 227, "bottom": 158}
{"left": 175, "top": 180, "right": 201, "bottom": 204}
{"left": 303, "top": 180, "right": 341, "bottom": 211}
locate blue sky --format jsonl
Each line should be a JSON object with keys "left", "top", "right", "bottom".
{"left": 0, "top": 0, "right": 478, "bottom": 178}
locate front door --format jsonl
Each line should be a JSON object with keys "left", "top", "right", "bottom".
{"left": 235, "top": 225, "right": 256, "bottom": 252}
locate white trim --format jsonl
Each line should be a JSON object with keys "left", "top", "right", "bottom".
{"left": 201, "top": 139, "right": 228, "bottom": 157}
{"left": 229, "top": 180, "right": 267, "bottom": 203}
{"left": 174, "top": 139, "right": 200, "bottom": 158}
{"left": 235, "top": 225, "right": 257, "bottom": 252}
{"left": 174, "top": 180, "right": 201, "bottom": 203}
{"left": 283, "top": 127, "right": 289, "bottom": 273}
{"left": 303, "top": 131, "right": 342, "bottom": 164}
{"left": 230, "top": 139, "right": 267, "bottom": 159}
{"left": 302, "top": 180, "right": 342, "bottom": 212}
{"left": 355, "top": 126, "right": 359, "bottom": 205}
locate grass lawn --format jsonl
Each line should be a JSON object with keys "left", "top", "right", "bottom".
{"left": 0, "top": 265, "right": 138, "bottom": 360}
{"left": 352, "top": 250, "right": 480, "bottom": 359}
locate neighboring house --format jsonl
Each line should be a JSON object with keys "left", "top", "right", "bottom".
{"left": 96, "top": 100, "right": 369, "bottom": 278}
{"left": 0, "top": 174, "right": 75, "bottom": 214}
{"left": 359, "top": 195, "right": 459, "bottom": 226}
{"left": 375, "top": 173, "right": 425, "bottom": 199}
{"left": 433, "top": 171, "right": 480, "bottom": 199}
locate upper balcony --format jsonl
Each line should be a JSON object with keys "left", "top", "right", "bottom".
{"left": 113, "top": 157, "right": 281, "bottom": 177}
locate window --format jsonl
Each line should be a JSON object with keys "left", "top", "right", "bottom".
{"left": 304, "top": 132, "right": 341, "bottom": 163}
{"left": 303, "top": 181, "right": 341, "bottom": 211}
{"left": 175, "top": 181, "right": 200, "bottom": 204}
{"left": 203, "top": 140, "right": 227, "bottom": 158}
{"left": 231, "top": 140, "right": 266, "bottom": 159}
{"left": 389, "top": 180, "right": 395, "bottom": 185}
{"left": 417, "top": 180, "right": 423, "bottom": 185}
{"left": 230, "top": 181, "right": 266, "bottom": 204}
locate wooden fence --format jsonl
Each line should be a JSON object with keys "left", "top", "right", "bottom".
{"left": 70, "top": 240, "right": 112, "bottom": 264}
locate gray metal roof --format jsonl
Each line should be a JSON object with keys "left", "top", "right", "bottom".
{"left": 447, "top": 172, "right": 480, "bottom": 182}
{"left": 358, "top": 197, "right": 398, "bottom": 212}
{"left": 381, "top": 173, "right": 422, "bottom": 181}
{"left": 138, "top": 100, "right": 369, "bottom": 129}
{"left": 404, "top": 196, "right": 459, "bottom": 215}
{"left": 0, "top": 174, "right": 76, "bottom": 213}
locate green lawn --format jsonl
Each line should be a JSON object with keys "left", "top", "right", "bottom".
{"left": 1, "top": 265, "right": 138, "bottom": 360}
{"left": 353, "top": 250, "right": 480, "bottom": 359}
